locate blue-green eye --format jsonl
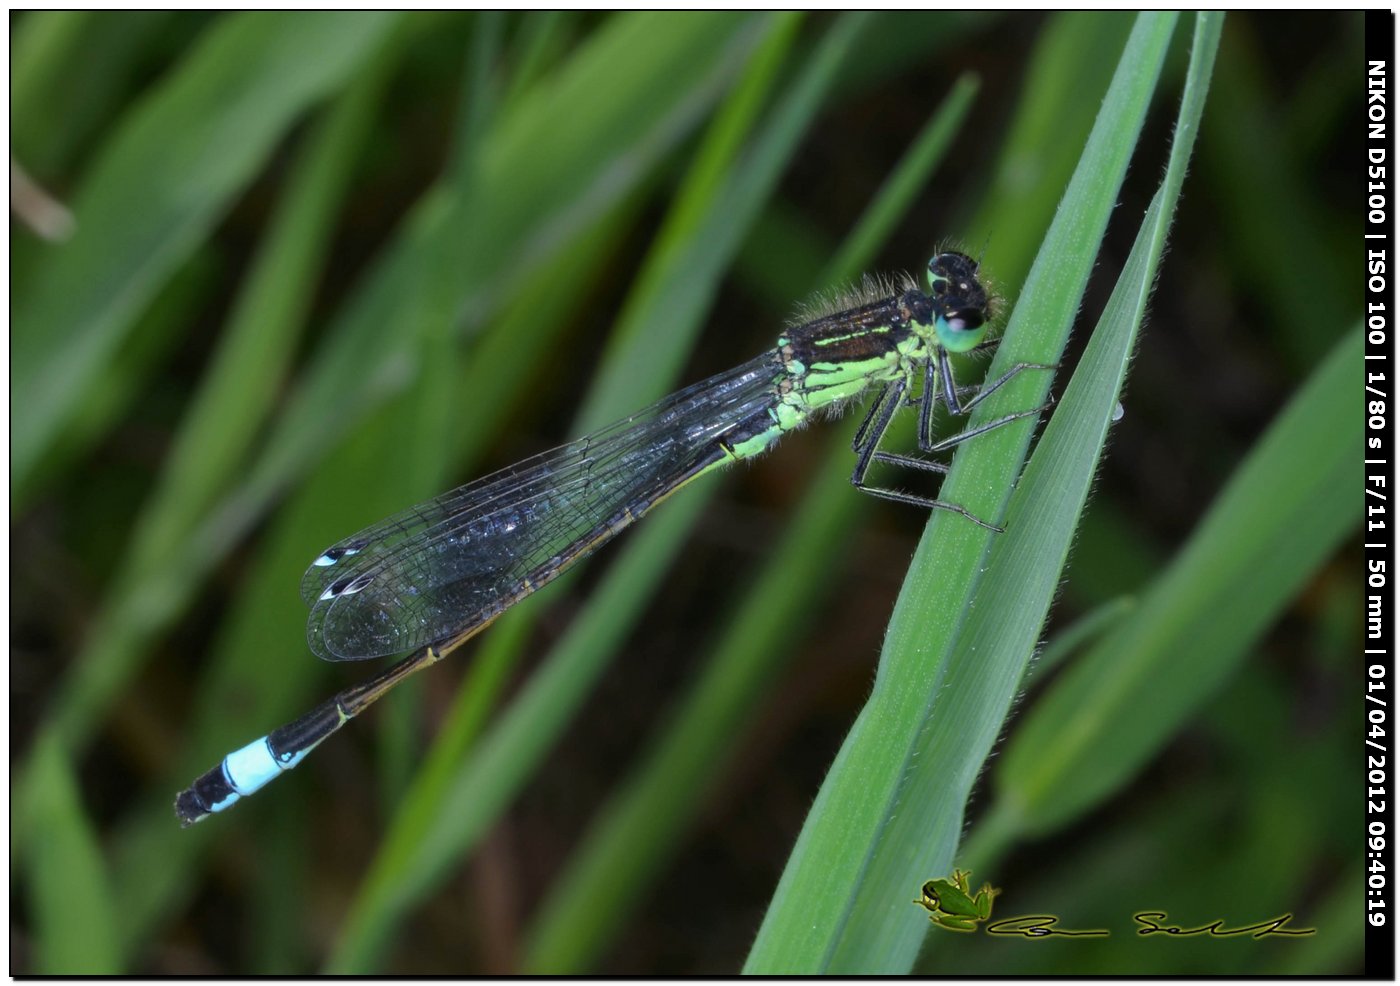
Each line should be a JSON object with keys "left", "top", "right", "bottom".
{"left": 945, "top": 308, "right": 984, "bottom": 333}
{"left": 935, "top": 307, "right": 989, "bottom": 353}
{"left": 926, "top": 251, "right": 992, "bottom": 352}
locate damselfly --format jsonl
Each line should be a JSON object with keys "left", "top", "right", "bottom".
{"left": 175, "top": 251, "right": 1050, "bottom": 825}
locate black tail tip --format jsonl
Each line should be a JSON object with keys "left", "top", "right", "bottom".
{"left": 174, "top": 788, "right": 210, "bottom": 827}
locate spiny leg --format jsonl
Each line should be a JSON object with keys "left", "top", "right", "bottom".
{"left": 851, "top": 382, "right": 893, "bottom": 453}
{"left": 937, "top": 346, "right": 1057, "bottom": 418}
{"left": 912, "top": 355, "right": 990, "bottom": 447}
{"left": 914, "top": 338, "right": 1043, "bottom": 445}
{"left": 919, "top": 401, "right": 1052, "bottom": 457}
{"left": 855, "top": 369, "right": 972, "bottom": 456}
{"left": 851, "top": 377, "right": 904, "bottom": 465}
{"left": 919, "top": 358, "right": 938, "bottom": 448}
{"left": 883, "top": 341, "right": 1007, "bottom": 446}
{"left": 911, "top": 347, "right": 1057, "bottom": 457}
{"left": 849, "top": 376, "right": 1003, "bottom": 532}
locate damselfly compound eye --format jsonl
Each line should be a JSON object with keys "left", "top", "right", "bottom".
{"left": 946, "top": 308, "right": 985, "bottom": 333}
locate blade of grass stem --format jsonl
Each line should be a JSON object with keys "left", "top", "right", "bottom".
{"left": 745, "top": 13, "right": 1182, "bottom": 972}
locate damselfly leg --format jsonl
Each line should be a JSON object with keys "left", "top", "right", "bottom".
{"left": 850, "top": 348, "right": 1056, "bottom": 531}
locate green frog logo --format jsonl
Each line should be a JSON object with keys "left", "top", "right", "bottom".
{"left": 914, "top": 869, "right": 1001, "bottom": 933}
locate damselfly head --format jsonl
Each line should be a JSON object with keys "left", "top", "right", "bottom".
{"left": 926, "top": 251, "right": 993, "bottom": 353}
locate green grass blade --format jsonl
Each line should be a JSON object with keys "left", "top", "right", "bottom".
{"left": 923, "top": 172, "right": 1195, "bottom": 947}
{"left": 12, "top": 12, "right": 399, "bottom": 487}
{"left": 966, "top": 10, "right": 1136, "bottom": 287}
{"left": 11, "top": 12, "right": 91, "bottom": 136}
{"left": 124, "top": 46, "right": 392, "bottom": 588}
{"left": 182, "top": 10, "right": 753, "bottom": 585}
{"left": 499, "top": 12, "right": 574, "bottom": 111}
{"left": 26, "top": 737, "right": 122, "bottom": 973}
{"left": 12, "top": 11, "right": 172, "bottom": 177}
{"left": 744, "top": 12, "right": 1181, "bottom": 973}
{"left": 575, "top": 10, "right": 809, "bottom": 430}
{"left": 836, "top": 141, "right": 1179, "bottom": 977}
{"left": 20, "top": 251, "right": 218, "bottom": 505}
{"left": 1016, "top": 594, "right": 1136, "bottom": 686}
{"left": 839, "top": 13, "right": 1222, "bottom": 970}
{"left": 211, "top": 14, "right": 761, "bottom": 521}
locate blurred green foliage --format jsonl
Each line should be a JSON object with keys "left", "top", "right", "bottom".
{"left": 10, "top": 11, "right": 1363, "bottom": 975}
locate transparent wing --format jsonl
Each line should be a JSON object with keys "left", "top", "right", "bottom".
{"left": 304, "top": 352, "right": 783, "bottom": 660}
